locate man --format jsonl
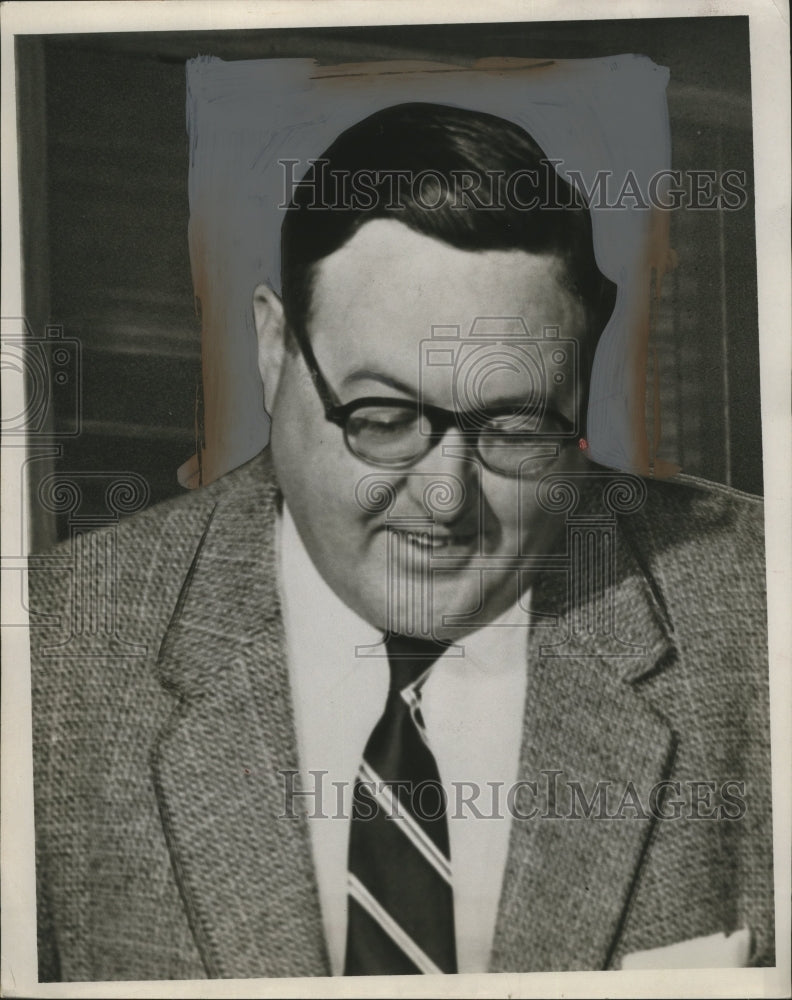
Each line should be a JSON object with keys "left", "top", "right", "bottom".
{"left": 29, "top": 103, "right": 774, "bottom": 981}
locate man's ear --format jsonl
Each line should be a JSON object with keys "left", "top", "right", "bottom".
{"left": 253, "top": 283, "right": 287, "bottom": 410}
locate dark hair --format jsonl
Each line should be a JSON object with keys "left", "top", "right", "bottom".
{"left": 280, "top": 102, "right": 615, "bottom": 370}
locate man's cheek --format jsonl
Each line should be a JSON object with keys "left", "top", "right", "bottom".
{"left": 481, "top": 482, "right": 523, "bottom": 541}
{"left": 516, "top": 507, "right": 559, "bottom": 554}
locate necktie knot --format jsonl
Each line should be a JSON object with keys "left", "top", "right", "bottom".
{"left": 385, "top": 633, "right": 450, "bottom": 692}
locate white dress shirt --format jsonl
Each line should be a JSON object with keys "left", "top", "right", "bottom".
{"left": 278, "top": 504, "right": 530, "bottom": 975}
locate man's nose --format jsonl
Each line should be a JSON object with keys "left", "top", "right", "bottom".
{"left": 404, "top": 428, "right": 480, "bottom": 524}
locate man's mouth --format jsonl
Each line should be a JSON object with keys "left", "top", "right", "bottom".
{"left": 398, "top": 529, "right": 479, "bottom": 553}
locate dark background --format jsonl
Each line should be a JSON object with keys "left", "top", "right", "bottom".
{"left": 15, "top": 17, "right": 761, "bottom": 550}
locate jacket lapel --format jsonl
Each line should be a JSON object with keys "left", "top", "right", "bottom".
{"left": 151, "top": 460, "right": 329, "bottom": 978}
{"left": 490, "top": 510, "right": 679, "bottom": 973}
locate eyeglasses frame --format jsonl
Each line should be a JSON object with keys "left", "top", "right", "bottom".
{"left": 287, "top": 324, "right": 578, "bottom": 475}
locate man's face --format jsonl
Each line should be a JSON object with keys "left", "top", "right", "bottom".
{"left": 266, "top": 219, "right": 588, "bottom": 640}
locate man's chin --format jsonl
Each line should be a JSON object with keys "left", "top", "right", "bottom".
{"left": 352, "top": 549, "right": 516, "bottom": 640}
{"left": 368, "top": 583, "right": 510, "bottom": 643}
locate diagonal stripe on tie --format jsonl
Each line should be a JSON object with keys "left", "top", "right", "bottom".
{"left": 347, "top": 875, "right": 442, "bottom": 975}
{"left": 347, "top": 787, "right": 455, "bottom": 969}
{"left": 358, "top": 761, "right": 452, "bottom": 882}
{"left": 344, "top": 634, "right": 457, "bottom": 976}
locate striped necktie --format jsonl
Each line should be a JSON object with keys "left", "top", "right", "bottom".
{"left": 344, "top": 634, "right": 457, "bottom": 976}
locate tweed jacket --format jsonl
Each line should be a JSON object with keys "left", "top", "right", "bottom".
{"left": 29, "top": 451, "right": 775, "bottom": 982}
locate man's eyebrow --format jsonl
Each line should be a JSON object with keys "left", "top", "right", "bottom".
{"left": 340, "top": 372, "right": 569, "bottom": 420}
{"left": 341, "top": 370, "right": 418, "bottom": 396}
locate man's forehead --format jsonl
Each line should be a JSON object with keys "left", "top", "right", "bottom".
{"left": 306, "top": 219, "right": 586, "bottom": 370}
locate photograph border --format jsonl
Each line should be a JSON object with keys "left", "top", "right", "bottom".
{"left": 2, "top": 2, "right": 789, "bottom": 998}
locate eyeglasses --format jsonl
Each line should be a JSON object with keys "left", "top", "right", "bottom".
{"left": 291, "top": 328, "right": 577, "bottom": 477}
